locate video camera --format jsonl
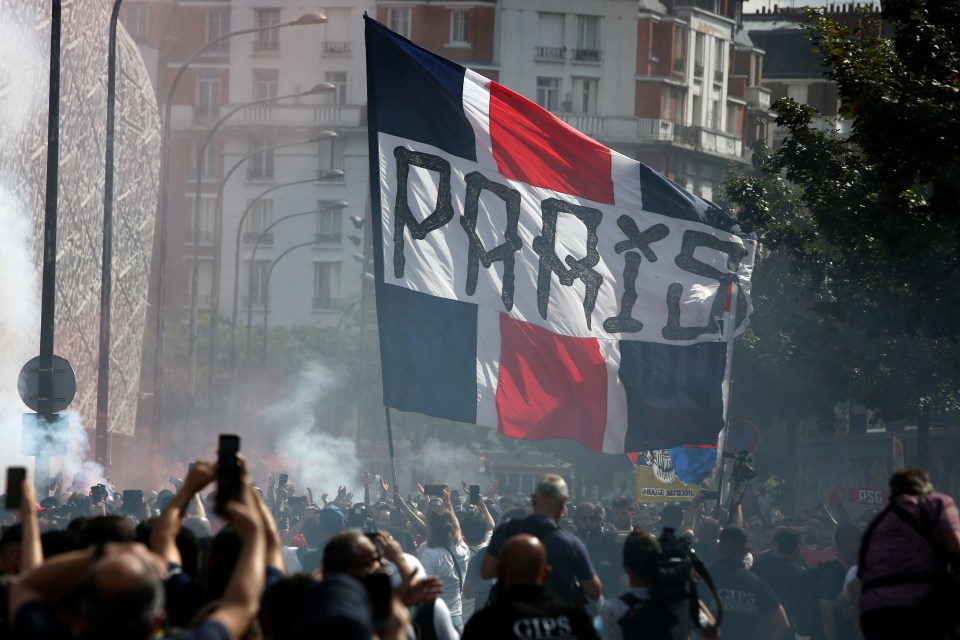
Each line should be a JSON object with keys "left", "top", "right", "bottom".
{"left": 654, "top": 528, "right": 722, "bottom": 633}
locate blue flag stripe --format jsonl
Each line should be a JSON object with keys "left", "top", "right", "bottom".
{"left": 378, "top": 284, "right": 479, "bottom": 424}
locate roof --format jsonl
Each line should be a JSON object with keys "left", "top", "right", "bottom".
{"left": 746, "top": 22, "right": 828, "bottom": 79}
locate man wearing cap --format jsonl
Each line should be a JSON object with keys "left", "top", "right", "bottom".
{"left": 481, "top": 475, "right": 601, "bottom": 606}
{"left": 709, "top": 526, "right": 791, "bottom": 640}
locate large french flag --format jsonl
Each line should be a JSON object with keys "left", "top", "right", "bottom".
{"left": 364, "top": 17, "right": 755, "bottom": 479}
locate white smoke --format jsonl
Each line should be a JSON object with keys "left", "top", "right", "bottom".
{"left": 416, "top": 440, "right": 484, "bottom": 487}
{"left": 0, "top": 15, "right": 45, "bottom": 136}
{"left": 262, "top": 362, "right": 362, "bottom": 497}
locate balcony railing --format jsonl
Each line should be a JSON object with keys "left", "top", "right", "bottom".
{"left": 555, "top": 113, "right": 743, "bottom": 158}
{"left": 571, "top": 48, "right": 601, "bottom": 62}
{"left": 322, "top": 40, "right": 351, "bottom": 55}
{"left": 713, "top": 69, "right": 724, "bottom": 84}
{"left": 694, "top": 63, "right": 705, "bottom": 77}
{"left": 312, "top": 295, "right": 337, "bottom": 310}
{"left": 314, "top": 233, "right": 342, "bottom": 245}
{"left": 246, "top": 168, "right": 274, "bottom": 181}
{"left": 242, "top": 294, "right": 268, "bottom": 308}
{"left": 535, "top": 45, "right": 565, "bottom": 60}
{"left": 243, "top": 231, "right": 273, "bottom": 246}
{"left": 187, "top": 230, "right": 215, "bottom": 245}
{"left": 227, "top": 103, "right": 364, "bottom": 128}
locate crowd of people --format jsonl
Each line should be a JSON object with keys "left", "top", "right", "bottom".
{"left": 0, "top": 459, "right": 955, "bottom": 640}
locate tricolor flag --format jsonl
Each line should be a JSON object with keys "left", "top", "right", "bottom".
{"left": 364, "top": 18, "right": 756, "bottom": 480}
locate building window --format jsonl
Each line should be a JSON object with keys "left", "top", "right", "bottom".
{"left": 387, "top": 8, "right": 411, "bottom": 38}
{"left": 189, "top": 197, "right": 216, "bottom": 244}
{"left": 713, "top": 37, "right": 725, "bottom": 83}
{"left": 571, "top": 77, "right": 598, "bottom": 114}
{"left": 318, "top": 137, "right": 344, "bottom": 173}
{"left": 196, "top": 71, "right": 221, "bottom": 119}
{"left": 315, "top": 205, "right": 343, "bottom": 244}
{"left": 124, "top": 4, "right": 149, "bottom": 42}
{"left": 694, "top": 32, "right": 705, "bottom": 77}
{"left": 673, "top": 26, "right": 687, "bottom": 74}
{"left": 245, "top": 261, "right": 270, "bottom": 307}
{"left": 205, "top": 8, "right": 231, "bottom": 54}
{"left": 324, "top": 71, "right": 347, "bottom": 105}
{"left": 709, "top": 99, "right": 721, "bottom": 130}
{"left": 244, "top": 199, "right": 274, "bottom": 245}
{"left": 536, "top": 12, "right": 565, "bottom": 60}
{"left": 312, "top": 262, "right": 341, "bottom": 310}
{"left": 188, "top": 260, "right": 214, "bottom": 309}
{"left": 254, "top": 69, "right": 279, "bottom": 100}
{"left": 573, "top": 15, "right": 600, "bottom": 62}
{"left": 247, "top": 137, "right": 275, "bottom": 180}
{"left": 450, "top": 9, "right": 468, "bottom": 44}
{"left": 192, "top": 140, "right": 218, "bottom": 180}
{"left": 254, "top": 9, "right": 281, "bottom": 52}
{"left": 536, "top": 77, "right": 560, "bottom": 112}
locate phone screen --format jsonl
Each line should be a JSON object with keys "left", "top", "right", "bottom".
{"left": 469, "top": 484, "right": 481, "bottom": 505}
{"left": 5, "top": 468, "right": 26, "bottom": 511}
{"left": 363, "top": 571, "right": 393, "bottom": 634}
{"left": 122, "top": 489, "right": 144, "bottom": 515}
{"left": 424, "top": 484, "right": 443, "bottom": 496}
{"left": 216, "top": 434, "right": 242, "bottom": 515}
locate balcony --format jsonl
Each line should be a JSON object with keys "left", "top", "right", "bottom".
{"left": 535, "top": 45, "right": 565, "bottom": 61}
{"left": 242, "top": 294, "right": 268, "bottom": 308}
{"left": 745, "top": 85, "right": 772, "bottom": 111}
{"left": 230, "top": 103, "right": 364, "bottom": 128}
{"left": 555, "top": 114, "right": 743, "bottom": 158}
{"left": 243, "top": 231, "right": 273, "bottom": 246}
{"left": 187, "top": 230, "right": 215, "bottom": 245}
{"left": 322, "top": 41, "right": 351, "bottom": 55}
{"left": 314, "top": 233, "right": 342, "bottom": 245}
{"left": 312, "top": 295, "right": 338, "bottom": 310}
{"left": 713, "top": 69, "right": 724, "bottom": 84}
{"left": 694, "top": 63, "right": 704, "bottom": 77}
{"left": 571, "top": 48, "right": 601, "bottom": 63}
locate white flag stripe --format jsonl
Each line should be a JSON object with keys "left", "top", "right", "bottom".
{"left": 475, "top": 305, "right": 502, "bottom": 429}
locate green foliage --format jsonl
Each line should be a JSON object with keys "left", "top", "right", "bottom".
{"left": 724, "top": 2, "right": 960, "bottom": 433}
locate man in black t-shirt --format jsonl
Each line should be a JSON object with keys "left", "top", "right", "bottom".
{"left": 481, "top": 475, "right": 601, "bottom": 606}
{"left": 574, "top": 502, "right": 623, "bottom": 598}
{"left": 709, "top": 526, "right": 790, "bottom": 640}
{"left": 751, "top": 528, "right": 806, "bottom": 631}
{"left": 464, "top": 534, "right": 599, "bottom": 639}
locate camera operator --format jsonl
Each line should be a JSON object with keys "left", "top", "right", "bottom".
{"left": 601, "top": 529, "right": 719, "bottom": 640}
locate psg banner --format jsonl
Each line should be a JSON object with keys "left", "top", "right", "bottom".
{"left": 364, "top": 17, "right": 756, "bottom": 464}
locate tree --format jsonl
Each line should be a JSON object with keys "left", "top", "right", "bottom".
{"left": 725, "top": 1, "right": 960, "bottom": 467}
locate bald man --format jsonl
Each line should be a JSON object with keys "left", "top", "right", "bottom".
{"left": 463, "top": 534, "right": 599, "bottom": 639}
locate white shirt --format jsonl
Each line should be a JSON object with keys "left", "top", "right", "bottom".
{"left": 418, "top": 540, "right": 470, "bottom": 617}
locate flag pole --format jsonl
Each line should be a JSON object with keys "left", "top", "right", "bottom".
{"left": 715, "top": 280, "right": 739, "bottom": 511}
{"left": 384, "top": 407, "right": 400, "bottom": 494}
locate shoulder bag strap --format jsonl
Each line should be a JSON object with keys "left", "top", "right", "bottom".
{"left": 446, "top": 545, "right": 464, "bottom": 592}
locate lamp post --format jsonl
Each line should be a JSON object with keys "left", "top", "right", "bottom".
{"left": 205, "top": 134, "right": 337, "bottom": 401}
{"left": 185, "top": 85, "right": 335, "bottom": 416}
{"left": 230, "top": 200, "right": 349, "bottom": 375}
{"left": 94, "top": 0, "right": 122, "bottom": 467}
{"left": 260, "top": 241, "right": 317, "bottom": 366}
{"left": 152, "top": 11, "right": 326, "bottom": 437}
{"left": 231, "top": 173, "right": 344, "bottom": 375}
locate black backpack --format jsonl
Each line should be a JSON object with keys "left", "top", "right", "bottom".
{"left": 618, "top": 593, "right": 676, "bottom": 640}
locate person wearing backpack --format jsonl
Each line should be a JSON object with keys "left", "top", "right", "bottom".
{"left": 857, "top": 468, "right": 960, "bottom": 640}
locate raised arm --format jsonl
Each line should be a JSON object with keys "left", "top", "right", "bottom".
{"left": 208, "top": 475, "right": 267, "bottom": 640}
{"left": 19, "top": 480, "right": 42, "bottom": 573}
{"left": 150, "top": 461, "right": 215, "bottom": 565}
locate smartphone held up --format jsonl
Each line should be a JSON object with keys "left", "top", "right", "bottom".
{"left": 5, "top": 468, "right": 26, "bottom": 511}
{"left": 215, "top": 434, "right": 242, "bottom": 516}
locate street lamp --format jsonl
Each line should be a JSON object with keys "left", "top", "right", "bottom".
{"left": 152, "top": 11, "right": 326, "bottom": 436}
{"left": 185, "top": 85, "right": 336, "bottom": 414}
{"left": 259, "top": 241, "right": 317, "bottom": 366}
{"left": 237, "top": 200, "right": 348, "bottom": 374}
{"left": 229, "top": 174, "right": 344, "bottom": 374}
{"left": 205, "top": 133, "right": 337, "bottom": 398}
